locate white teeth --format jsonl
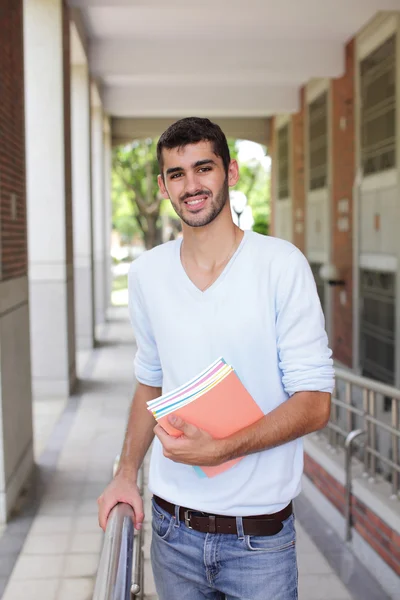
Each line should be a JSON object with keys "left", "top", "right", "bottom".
{"left": 187, "top": 198, "right": 204, "bottom": 206}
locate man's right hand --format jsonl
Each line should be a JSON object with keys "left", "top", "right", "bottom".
{"left": 97, "top": 473, "right": 144, "bottom": 532}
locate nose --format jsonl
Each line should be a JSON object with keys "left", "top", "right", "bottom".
{"left": 183, "top": 171, "right": 203, "bottom": 197}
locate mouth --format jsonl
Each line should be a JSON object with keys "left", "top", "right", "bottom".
{"left": 184, "top": 195, "right": 208, "bottom": 212}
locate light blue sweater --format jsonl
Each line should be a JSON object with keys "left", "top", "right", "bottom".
{"left": 128, "top": 231, "right": 334, "bottom": 515}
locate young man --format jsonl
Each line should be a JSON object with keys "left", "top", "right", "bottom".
{"left": 98, "top": 117, "right": 334, "bottom": 600}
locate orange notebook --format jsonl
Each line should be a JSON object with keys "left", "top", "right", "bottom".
{"left": 157, "top": 369, "right": 264, "bottom": 477}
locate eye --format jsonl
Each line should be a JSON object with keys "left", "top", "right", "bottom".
{"left": 170, "top": 172, "right": 183, "bottom": 180}
{"left": 199, "top": 167, "right": 211, "bottom": 173}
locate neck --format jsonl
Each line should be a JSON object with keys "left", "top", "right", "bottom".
{"left": 181, "top": 209, "right": 243, "bottom": 269}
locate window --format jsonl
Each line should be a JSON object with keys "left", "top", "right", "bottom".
{"left": 309, "top": 92, "right": 328, "bottom": 190}
{"left": 360, "top": 269, "right": 396, "bottom": 385}
{"left": 360, "top": 35, "right": 396, "bottom": 176}
{"left": 278, "top": 124, "right": 289, "bottom": 199}
{"left": 310, "top": 262, "right": 325, "bottom": 312}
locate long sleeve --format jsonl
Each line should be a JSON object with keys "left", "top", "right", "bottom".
{"left": 128, "top": 262, "right": 163, "bottom": 387}
{"left": 275, "top": 248, "right": 335, "bottom": 396}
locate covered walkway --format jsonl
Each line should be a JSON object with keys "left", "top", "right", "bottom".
{"left": 0, "top": 2, "right": 399, "bottom": 598}
{"left": 0, "top": 308, "right": 389, "bottom": 600}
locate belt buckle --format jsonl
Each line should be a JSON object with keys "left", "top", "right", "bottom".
{"left": 184, "top": 510, "right": 193, "bottom": 529}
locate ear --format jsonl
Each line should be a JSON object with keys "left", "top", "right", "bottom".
{"left": 227, "top": 159, "right": 239, "bottom": 188}
{"left": 158, "top": 174, "right": 170, "bottom": 200}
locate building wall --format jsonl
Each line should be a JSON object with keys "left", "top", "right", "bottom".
{"left": 304, "top": 451, "right": 400, "bottom": 582}
{"left": 0, "top": 0, "right": 33, "bottom": 522}
{"left": 63, "top": 0, "right": 74, "bottom": 268}
{"left": 291, "top": 87, "right": 306, "bottom": 253}
{"left": 0, "top": 0, "right": 27, "bottom": 280}
{"left": 269, "top": 116, "right": 276, "bottom": 236}
{"left": 63, "top": 0, "right": 76, "bottom": 378}
{"left": 270, "top": 47, "right": 355, "bottom": 367}
{"left": 273, "top": 115, "right": 293, "bottom": 242}
{"left": 269, "top": 18, "right": 400, "bottom": 585}
{"left": 331, "top": 40, "right": 355, "bottom": 367}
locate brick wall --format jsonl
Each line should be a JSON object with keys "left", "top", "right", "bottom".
{"left": 291, "top": 87, "right": 306, "bottom": 253}
{"left": 63, "top": 0, "right": 74, "bottom": 266}
{"left": 304, "top": 452, "right": 400, "bottom": 577}
{"left": 331, "top": 40, "right": 355, "bottom": 367}
{"left": 0, "top": 0, "right": 27, "bottom": 280}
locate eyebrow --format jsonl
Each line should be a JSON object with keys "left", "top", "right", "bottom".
{"left": 166, "top": 159, "right": 217, "bottom": 176}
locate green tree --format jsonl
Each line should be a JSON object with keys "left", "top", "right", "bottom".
{"left": 113, "top": 139, "right": 163, "bottom": 250}
{"left": 228, "top": 139, "right": 270, "bottom": 235}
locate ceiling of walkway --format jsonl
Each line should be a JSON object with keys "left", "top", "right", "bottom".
{"left": 70, "top": 0, "right": 400, "bottom": 118}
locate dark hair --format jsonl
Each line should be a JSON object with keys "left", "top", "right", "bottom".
{"left": 157, "top": 117, "right": 231, "bottom": 176}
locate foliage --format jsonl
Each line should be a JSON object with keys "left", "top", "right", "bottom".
{"left": 228, "top": 139, "right": 270, "bottom": 235}
{"left": 112, "top": 139, "right": 163, "bottom": 249}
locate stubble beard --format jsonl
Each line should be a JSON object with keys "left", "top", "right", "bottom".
{"left": 171, "top": 178, "right": 229, "bottom": 228}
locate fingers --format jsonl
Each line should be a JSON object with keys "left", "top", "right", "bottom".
{"left": 168, "top": 416, "right": 199, "bottom": 437}
{"left": 154, "top": 424, "right": 169, "bottom": 444}
{"left": 97, "top": 483, "right": 145, "bottom": 532}
{"left": 97, "top": 494, "right": 117, "bottom": 532}
{"left": 131, "top": 496, "right": 144, "bottom": 530}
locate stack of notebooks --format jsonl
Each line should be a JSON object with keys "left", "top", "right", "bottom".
{"left": 147, "top": 357, "right": 264, "bottom": 477}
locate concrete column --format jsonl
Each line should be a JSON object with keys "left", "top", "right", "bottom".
{"left": 91, "top": 91, "right": 107, "bottom": 328}
{"left": 0, "top": 1, "right": 34, "bottom": 523}
{"left": 24, "top": 0, "right": 76, "bottom": 397}
{"left": 103, "top": 117, "right": 113, "bottom": 310}
{"left": 71, "top": 64, "right": 95, "bottom": 350}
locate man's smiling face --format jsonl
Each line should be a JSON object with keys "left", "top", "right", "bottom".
{"left": 158, "top": 141, "right": 231, "bottom": 228}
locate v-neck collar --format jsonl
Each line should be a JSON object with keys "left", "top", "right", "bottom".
{"left": 175, "top": 230, "right": 250, "bottom": 298}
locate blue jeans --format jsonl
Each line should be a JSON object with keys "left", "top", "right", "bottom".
{"left": 151, "top": 498, "right": 298, "bottom": 600}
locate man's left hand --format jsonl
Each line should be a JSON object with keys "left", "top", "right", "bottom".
{"left": 154, "top": 417, "right": 226, "bottom": 466}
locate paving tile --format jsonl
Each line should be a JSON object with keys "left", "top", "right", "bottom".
{"left": 76, "top": 499, "right": 99, "bottom": 515}
{"left": 29, "top": 515, "right": 74, "bottom": 535}
{"left": 143, "top": 525, "right": 152, "bottom": 559}
{"left": 63, "top": 554, "right": 99, "bottom": 578}
{"left": 2, "top": 579, "right": 60, "bottom": 600}
{"left": 22, "top": 533, "right": 71, "bottom": 555}
{"left": 57, "top": 577, "right": 93, "bottom": 600}
{"left": 298, "top": 574, "right": 353, "bottom": 600}
{"left": 69, "top": 531, "right": 103, "bottom": 554}
{"left": 12, "top": 554, "right": 65, "bottom": 580}
{"left": 143, "top": 557, "right": 157, "bottom": 597}
{"left": 74, "top": 514, "right": 101, "bottom": 534}
{"left": 0, "top": 554, "right": 17, "bottom": 578}
{"left": 297, "top": 546, "right": 333, "bottom": 575}
{"left": 38, "top": 499, "right": 77, "bottom": 517}
{"left": 0, "top": 533, "right": 25, "bottom": 555}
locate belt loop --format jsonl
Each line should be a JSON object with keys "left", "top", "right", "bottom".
{"left": 236, "top": 516, "right": 245, "bottom": 540}
{"left": 174, "top": 503, "right": 180, "bottom": 527}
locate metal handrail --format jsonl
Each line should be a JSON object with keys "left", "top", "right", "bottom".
{"left": 93, "top": 458, "right": 144, "bottom": 600}
{"left": 325, "top": 366, "right": 400, "bottom": 500}
{"left": 345, "top": 429, "right": 366, "bottom": 541}
{"left": 93, "top": 503, "right": 135, "bottom": 600}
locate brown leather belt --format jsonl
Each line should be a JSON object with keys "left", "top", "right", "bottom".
{"left": 153, "top": 495, "right": 293, "bottom": 536}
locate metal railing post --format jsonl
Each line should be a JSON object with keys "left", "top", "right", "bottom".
{"left": 93, "top": 456, "right": 145, "bottom": 600}
{"left": 93, "top": 503, "right": 135, "bottom": 600}
{"left": 392, "top": 398, "right": 399, "bottom": 499}
{"left": 345, "top": 429, "right": 366, "bottom": 542}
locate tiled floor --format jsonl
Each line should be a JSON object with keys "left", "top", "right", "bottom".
{"left": 0, "top": 307, "right": 387, "bottom": 600}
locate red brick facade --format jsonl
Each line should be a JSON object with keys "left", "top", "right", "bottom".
{"left": 0, "top": 0, "right": 27, "bottom": 280}
{"left": 270, "top": 42, "right": 355, "bottom": 368}
{"left": 304, "top": 453, "right": 400, "bottom": 577}
{"left": 331, "top": 40, "right": 355, "bottom": 367}
{"left": 291, "top": 87, "right": 306, "bottom": 253}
